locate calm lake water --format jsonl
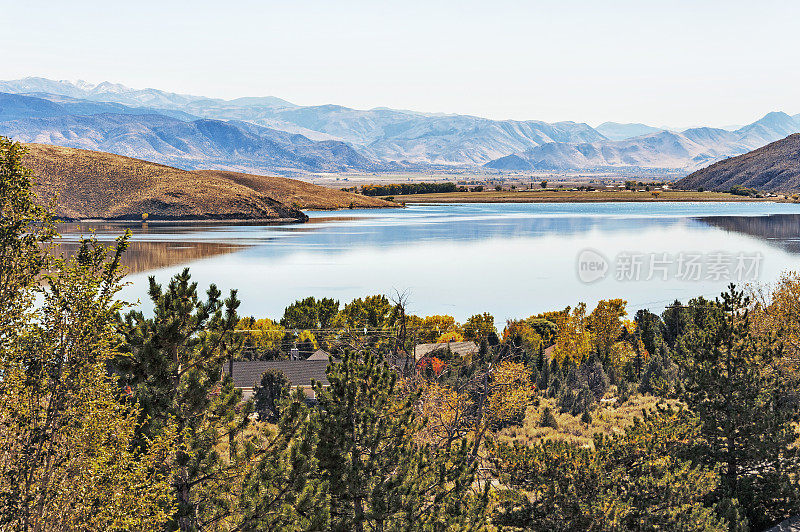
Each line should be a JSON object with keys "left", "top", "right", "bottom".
{"left": 56, "top": 202, "right": 800, "bottom": 322}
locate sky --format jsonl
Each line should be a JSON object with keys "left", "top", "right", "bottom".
{"left": 2, "top": 0, "right": 799, "bottom": 127}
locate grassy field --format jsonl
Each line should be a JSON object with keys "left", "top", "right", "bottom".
{"left": 24, "top": 143, "right": 393, "bottom": 221}
{"left": 389, "top": 189, "right": 787, "bottom": 203}
{"left": 499, "top": 393, "right": 681, "bottom": 449}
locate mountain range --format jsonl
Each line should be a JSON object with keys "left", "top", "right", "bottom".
{"left": 1, "top": 77, "right": 799, "bottom": 175}
{"left": 674, "top": 134, "right": 800, "bottom": 192}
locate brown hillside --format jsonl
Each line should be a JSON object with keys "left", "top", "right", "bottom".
{"left": 675, "top": 133, "right": 800, "bottom": 192}
{"left": 195, "top": 170, "right": 392, "bottom": 210}
{"left": 22, "top": 143, "right": 392, "bottom": 221}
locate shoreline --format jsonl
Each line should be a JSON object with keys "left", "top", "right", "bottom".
{"left": 387, "top": 190, "right": 789, "bottom": 204}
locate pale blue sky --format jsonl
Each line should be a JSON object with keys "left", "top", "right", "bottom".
{"left": 2, "top": 0, "right": 799, "bottom": 127}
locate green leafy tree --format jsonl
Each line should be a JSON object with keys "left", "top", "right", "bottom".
{"left": 677, "top": 285, "right": 800, "bottom": 529}
{"left": 340, "top": 294, "right": 393, "bottom": 330}
{"left": 634, "top": 309, "right": 665, "bottom": 356}
{"left": 314, "top": 351, "right": 485, "bottom": 531}
{"left": 0, "top": 137, "right": 56, "bottom": 353}
{"left": 115, "top": 268, "right": 248, "bottom": 531}
{"left": 280, "top": 296, "right": 340, "bottom": 330}
{"left": 463, "top": 312, "right": 496, "bottom": 342}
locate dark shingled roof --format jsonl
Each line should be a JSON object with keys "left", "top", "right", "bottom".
{"left": 223, "top": 360, "right": 331, "bottom": 389}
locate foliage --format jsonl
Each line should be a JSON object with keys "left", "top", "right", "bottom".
{"left": 552, "top": 303, "right": 592, "bottom": 366}
{"left": 0, "top": 236, "right": 176, "bottom": 531}
{"left": 419, "top": 314, "right": 461, "bottom": 343}
{"left": 236, "top": 389, "right": 330, "bottom": 531}
{"left": 586, "top": 298, "right": 627, "bottom": 361}
{"left": 0, "top": 138, "right": 173, "bottom": 530}
{"left": 463, "top": 312, "right": 497, "bottom": 342}
{"left": 280, "top": 296, "right": 340, "bottom": 330}
{"left": 253, "top": 369, "right": 290, "bottom": 422}
{"left": 314, "top": 351, "right": 485, "bottom": 531}
{"left": 677, "top": 285, "right": 800, "bottom": 529}
{"left": 634, "top": 309, "right": 665, "bottom": 356}
{"left": 491, "top": 406, "right": 725, "bottom": 531}
{"left": 503, "top": 320, "right": 543, "bottom": 353}
{"left": 484, "top": 361, "right": 534, "bottom": 429}
{"left": 361, "top": 182, "right": 457, "bottom": 196}
{"left": 524, "top": 317, "right": 558, "bottom": 346}
{"left": 437, "top": 330, "right": 465, "bottom": 343}
{"left": 539, "top": 406, "right": 558, "bottom": 428}
{"left": 340, "top": 294, "right": 393, "bottom": 330}
{"left": 236, "top": 316, "right": 286, "bottom": 358}
{"left": 115, "top": 269, "right": 247, "bottom": 531}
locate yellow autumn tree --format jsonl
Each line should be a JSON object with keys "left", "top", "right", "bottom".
{"left": 503, "top": 320, "right": 543, "bottom": 352}
{"left": 752, "top": 271, "right": 800, "bottom": 377}
{"left": 236, "top": 317, "right": 286, "bottom": 353}
{"left": 0, "top": 139, "right": 174, "bottom": 530}
{"left": 552, "top": 303, "right": 593, "bottom": 366}
{"left": 586, "top": 298, "right": 628, "bottom": 361}
{"left": 420, "top": 314, "right": 461, "bottom": 343}
{"left": 436, "top": 330, "right": 465, "bottom": 343}
{"left": 417, "top": 382, "right": 473, "bottom": 446}
{"left": 484, "top": 361, "right": 534, "bottom": 428}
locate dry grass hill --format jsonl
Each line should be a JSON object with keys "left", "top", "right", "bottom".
{"left": 23, "top": 143, "right": 392, "bottom": 221}
{"left": 675, "top": 133, "right": 800, "bottom": 192}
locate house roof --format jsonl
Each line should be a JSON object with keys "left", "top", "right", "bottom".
{"left": 414, "top": 341, "right": 479, "bottom": 360}
{"left": 223, "top": 360, "right": 331, "bottom": 389}
{"left": 306, "top": 349, "right": 335, "bottom": 361}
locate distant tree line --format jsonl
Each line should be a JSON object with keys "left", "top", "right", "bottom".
{"left": 361, "top": 182, "right": 458, "bottom": 196}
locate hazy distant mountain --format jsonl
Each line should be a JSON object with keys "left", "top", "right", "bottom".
{"left": 0, "top": 104, "right": 375, "bottom": 174}
{"left": 674, "top": 134, "right": 800, "bottom": 192}
{"left": 485, "top": 114, "right": 800, "bottom": 172}
{"left": 0, "top": 78, "right": 605, "bottom": 165}
{"left": 2, "top": 77, "right": 800, "bottom": 173}
{"left": 595, "top": 122, "right": 663, "bottom": 140}
{"left": 0, "top": 92, "right": 197, "bottom": 121}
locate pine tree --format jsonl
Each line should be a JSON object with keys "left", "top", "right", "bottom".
{"left": 253, "top": 368, "right": 290, "bottom": 422}
{"left": 678, "top": 285, "right": 800, "bottom": 529}
{"left": 115, "top": 268, "right": 248, "bottom": 531}
{"left": 236, "top": 389, "right": 330, "bottom": 531}
{"left": 313, "top": 351, "right": 485, "bottom": 531}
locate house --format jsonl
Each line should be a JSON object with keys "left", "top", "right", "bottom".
{"left": 223, "top": 359, "right": 331, "bottom": 400}
{"left": 306, "top": 348, "right": 336, "bottom": 361}
{"left": 413, "top": 341, "right": 479, "bottom": 361}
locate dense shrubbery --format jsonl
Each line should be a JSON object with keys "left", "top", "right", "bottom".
{"left": 730, "top": 184, "right": 761, "bottom": 196}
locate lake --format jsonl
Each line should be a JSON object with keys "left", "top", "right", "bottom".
{"left": 56, "top": 202, "right": 800, "bottom": 323}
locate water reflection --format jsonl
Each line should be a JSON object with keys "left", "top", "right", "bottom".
{"left": 696, "top": 214, "right": 800, "bottom": 254}
{"left": 55, "top": 203, "right": 800, "bottom": 321}
{"left": 53, "top": 240, "right": 245, "bottom": 275}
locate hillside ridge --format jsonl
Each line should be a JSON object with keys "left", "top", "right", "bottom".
{"left": 674, "top": 134, "right": 800, "bottom": 192}
{"left": 22, "top": 143, "right": 392, "bottom": 221}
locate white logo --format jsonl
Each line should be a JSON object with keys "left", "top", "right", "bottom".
{"left": 577, "top": 249, "right": 609, "bottom": 283}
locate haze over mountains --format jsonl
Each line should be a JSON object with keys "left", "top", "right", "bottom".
{"left": 1, "top": 77, "right": 799, "bottom": 175}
